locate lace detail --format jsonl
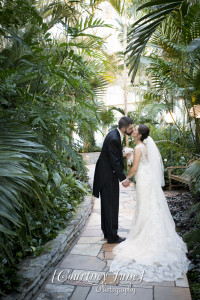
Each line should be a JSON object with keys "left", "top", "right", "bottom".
{"left": 109, "top": 144, "right": 191, "bottom": 282}
{"left": 135, "top": 143, "right": 149, "bottom": 164}
{"left": 109, "top": 257, "right": 190, "bottom": 282}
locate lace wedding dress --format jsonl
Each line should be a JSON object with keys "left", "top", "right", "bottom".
{"left": 109, "top": 143, "right": 191, "bottom": 282}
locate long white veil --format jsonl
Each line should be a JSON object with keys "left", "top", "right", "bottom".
{"left": 144, "top": 136, "right": 165, "bottom": 187}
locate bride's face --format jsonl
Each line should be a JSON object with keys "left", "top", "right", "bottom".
{"left": 131, "top": 126, "right": 142, "bottom": 140}
{"left": 131, "top": 125, "right": 138, "bottom": 137}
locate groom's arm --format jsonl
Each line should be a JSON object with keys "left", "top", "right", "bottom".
{"left": 108, "top": 139, "right": 126, "bottom": 182}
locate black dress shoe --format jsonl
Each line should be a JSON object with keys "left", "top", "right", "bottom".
{"left": 107, "top": 237, "right": 126, "bottom": 244}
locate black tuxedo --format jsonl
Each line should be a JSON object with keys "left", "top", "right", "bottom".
{"left": 92, "top": 129, "right": 126, "bottom": 242}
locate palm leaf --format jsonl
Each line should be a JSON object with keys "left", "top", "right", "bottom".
{"left": 110, "top": 106, "right": 125, "bottom": 115}
{"left": 0, "top": 121, "right": 46, "bottom": 237}
{"left": 126, "top": 0, "right": 185, "bottom": 82}
{"left": 182, "top": 159, "right": 200, "bottom": 182}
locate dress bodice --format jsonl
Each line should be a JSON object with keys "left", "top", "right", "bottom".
{"left": 134, "top": 143, "right": 152, "bottom": 185}
{"left": 137, "top": 143, "right": 148, "bottom": 163}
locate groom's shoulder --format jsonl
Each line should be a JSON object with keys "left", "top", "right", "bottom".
{"left": 107, "top": 129, "right": 117, "bottom": 136}
{"left": 104, "top": 129, "right": 120, "bottom": 145}
{"left": 106, "top": 129, "right": 118, "bottom": 140}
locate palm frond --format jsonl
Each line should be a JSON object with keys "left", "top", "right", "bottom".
{"left": 110, "top": 106, "right": 125, "bottom": 115}
{"left": 0, "top": 121, "right": 46, "bottom": 239}
{"left": 126, "top": 0, "right": 184, "bottom": 82}
{"left": 182, "top": 159, "right": 200, "bottom": 182}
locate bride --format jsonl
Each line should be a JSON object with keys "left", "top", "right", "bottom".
{"left": 109, "top": 124, "right": 191, "bottom": 282}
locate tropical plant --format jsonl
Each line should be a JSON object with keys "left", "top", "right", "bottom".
{"left": 127, "top": 0, "right": 200, "bottom": 160}
{"left": 126, "top": 0, "right": 187, "bottom": 82}
{"left": 183, "top": 159, "right": 200, "bottom": 300}
{"left": 183, "top": 159, "right": 200, "bottom": 197}
{"left": 0, "top": 0, "right": 115, "bottom": 295}
{"left": 126, "top": 2, "right": 200, "bottom": 298}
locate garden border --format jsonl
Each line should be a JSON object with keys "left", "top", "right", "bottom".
{"left": 2, "top": 195, "right": 94, "bottom": 300}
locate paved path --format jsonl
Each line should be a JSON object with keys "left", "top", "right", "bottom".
{"left": 33, "top": 152, "right": 192, "bottom": 300}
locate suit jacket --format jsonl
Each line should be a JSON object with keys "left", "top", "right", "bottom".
{"left": 92, "top": 129, "right": 126, "bottom": 198}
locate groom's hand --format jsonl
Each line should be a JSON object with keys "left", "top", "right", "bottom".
{"left": 122, "top": 179, "right": 130, "bottom": 187}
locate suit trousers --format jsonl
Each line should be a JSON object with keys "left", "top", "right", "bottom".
{"left": 100, "top": 172, "right": 119, "bottom": 242}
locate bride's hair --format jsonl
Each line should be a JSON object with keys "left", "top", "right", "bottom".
{"left": 138, "top": 124, "right": 150, "bottom": 141}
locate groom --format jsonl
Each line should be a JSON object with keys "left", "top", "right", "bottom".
{"left": 93, "top": 117, "right": 133, "bottom": 243}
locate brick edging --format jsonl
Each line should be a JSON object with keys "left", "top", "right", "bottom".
{"left": 2, "top": 195, "right": 94, "bottom": 300}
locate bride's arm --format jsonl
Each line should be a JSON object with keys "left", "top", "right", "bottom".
{"left": 126, "top": 147, "right": 142, "bottom": 179}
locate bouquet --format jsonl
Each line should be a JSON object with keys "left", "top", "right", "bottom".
{"left": 122, "top": 147, "right": 134, "bottom": 165}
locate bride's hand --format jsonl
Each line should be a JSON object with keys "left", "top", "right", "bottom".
{"left": 126, "top": 153, "right": 131, "bottom": 160}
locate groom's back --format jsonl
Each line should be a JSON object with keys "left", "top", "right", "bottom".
{"left": 93, "top": 128, "right": 124, "bottom": 198}
{"left": 99, "top": 129, "right": 120, "bottom": 160}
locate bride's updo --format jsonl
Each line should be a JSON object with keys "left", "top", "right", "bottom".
{"left": 138, "top": 124, "right": 150, "bottom": 141}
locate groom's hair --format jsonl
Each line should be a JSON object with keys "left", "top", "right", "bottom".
{"left": 118, "top": 117, "right": 133, "bottom": 129}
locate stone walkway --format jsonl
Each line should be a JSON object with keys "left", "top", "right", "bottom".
{"left": 33, "top": 152, "right": 192, "bottom": 300}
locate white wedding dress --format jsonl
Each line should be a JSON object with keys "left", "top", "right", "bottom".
{"left": 109, "top": 143, "right": 191, "bottom": 282}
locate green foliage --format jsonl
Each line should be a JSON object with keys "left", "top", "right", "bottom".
{"left": 128, "top": 0, "right": 200, "bottom": 189}
{"left": 0, "top": 0, "right": 113, "bottom": 295}
{"left": 182, "top": 160, "right": 200, "bottom": 197}
{"left": 184, "top": 218, "right": 200, "bottom": 300}
{"left": 126, "top": 0, "right": 185, "bottom": 82}
{"left": 130, "top": 0, "right": 200, "bottom": 152}
{"left": 99, "top": 108, "right": 115, "bottom": 127}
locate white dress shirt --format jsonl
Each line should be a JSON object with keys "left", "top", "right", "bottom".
{"left": 117, "top": 127, "right": 124, "bottom": 143}
{"left": 117, "top": 127, "right": 127, "bottom": 183}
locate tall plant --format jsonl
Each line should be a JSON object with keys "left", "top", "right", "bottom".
{"left": 0, "top": 0, "right": 114, "bottom": 295}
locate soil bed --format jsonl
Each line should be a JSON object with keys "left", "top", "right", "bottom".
{"left": 166, "top": 192, "right": 200, "bottom": 300}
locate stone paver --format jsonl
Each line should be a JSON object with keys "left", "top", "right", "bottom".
{"left": 86, "top": 285, "right": 153, "bottom": 300}
{"left": 77, "top": 237, "right": 106, "bottom": 244}
{"left": 59, "top": 254, "right": 106, "bottom": 271}
{"left": 70, "top": 286, "right": 91, "bottom": 300}
{"left": 70, "top": 243, "right": 102, "bottom": 256}
{"left": 175, "top": 273, "right": 190, "bottom": 287}
{"left": 47, "top": 267, "right": 73, "bottom": 284}
{"left": 81, "top": 228, "right": 103, "bottom": 237}
{"left": 33, "top": 153, "right": 192, "bottom": 300}
{"left": 68, "top": 269, "right": 105, "bottom": 285}
{"left": 35, "top": 284, "right": 75, "bottom": 300}
{"left": 80, "top": 152, "right": 100, "bottom": 165}
{"left": 154, "top": 286, "right": 191, "bottom": 300}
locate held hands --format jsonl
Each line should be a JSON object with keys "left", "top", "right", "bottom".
{"left": 126, "top": 153, "right": 132, "bottom": 160}
{"left": 122, "top": 178, "right": 131, "bottom": 188}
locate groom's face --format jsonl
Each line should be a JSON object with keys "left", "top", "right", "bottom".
{"left": 123, "top": 124, "right": 134, "bottom": 136}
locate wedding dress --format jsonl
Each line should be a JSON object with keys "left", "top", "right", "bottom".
{"left": 109, "top": 141, "right": 191, "bottom": 282}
